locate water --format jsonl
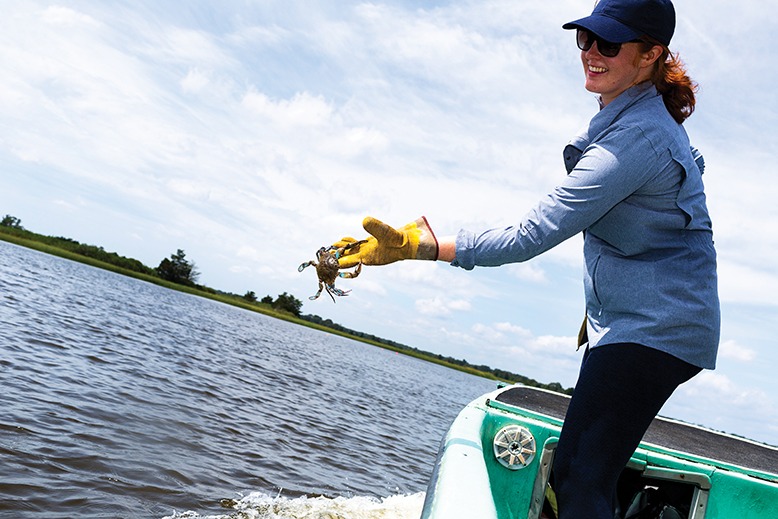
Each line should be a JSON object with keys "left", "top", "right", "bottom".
{"left": 0, "top": 241, "right": 496, "bottom": 518}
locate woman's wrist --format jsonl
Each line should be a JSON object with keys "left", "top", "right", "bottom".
{"left": 436, "top": 236, "right": 457, "bottom": 262}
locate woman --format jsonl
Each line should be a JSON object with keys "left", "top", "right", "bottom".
{"left": 333, "top": 0, "right": 719, "bottom": 516}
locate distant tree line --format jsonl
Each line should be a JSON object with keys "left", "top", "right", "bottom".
{"left": 0, "top": 214, "right": 302, "bottom": 309}
{"left": 1, "top": 215, "right": 156, "bottom": 276}
{"left": 1, "top": 213, "right": 572, "bottom": 394}
{"left": 300, "top": 314, "right": 573, "bottom": 394}
{"left": 1, "top": 214, "right": 306, "bottom": 314}
{"left": 259, "top": 292, "right": 303, "bottom": 315}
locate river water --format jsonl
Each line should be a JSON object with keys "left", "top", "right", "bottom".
{"left": 0, "top": 240, "right": 496, "bottom": 518}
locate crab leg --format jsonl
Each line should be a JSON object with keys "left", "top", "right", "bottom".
{"left": 324, "top": 285, "right": 339, "bottom": 303}
{"left": 338, "top": 262, "right": 362, "bottom": 279}
{"left": 327, "top": 284, "right": 351, "bottom": 297}
{"left": 309, "top": 281, "right": 324, "bottom": 300}
{"left": 327, "top": 239, "right": 369, "bottom": 258}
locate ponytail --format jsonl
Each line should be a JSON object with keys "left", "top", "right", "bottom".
{"left": 640, "top": 38, "right": 698, "bottom": 124}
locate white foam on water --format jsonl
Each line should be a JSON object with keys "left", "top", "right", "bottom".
{"left": 162, "top": 492, "right": 426, "bottom": 519}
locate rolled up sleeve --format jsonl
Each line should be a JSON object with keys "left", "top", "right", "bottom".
{"left": 451, "top": 229, "right": 476, "bottom": 270}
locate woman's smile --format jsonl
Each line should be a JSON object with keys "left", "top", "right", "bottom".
{"left": 587, "top": 63, "right": 608, "bottom": 74}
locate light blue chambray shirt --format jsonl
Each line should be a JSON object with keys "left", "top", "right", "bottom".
{"left": 453, "top": 83, "right": 720, "bottom": 369}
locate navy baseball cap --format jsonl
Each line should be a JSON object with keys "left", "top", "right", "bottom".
{"left": 563, "top": 0, "right": 676, "bottom": 46}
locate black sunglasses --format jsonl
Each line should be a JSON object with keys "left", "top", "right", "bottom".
{"left": 576, "top": 28, "right": 641, "bottom": 58}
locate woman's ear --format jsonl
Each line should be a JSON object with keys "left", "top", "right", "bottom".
{"left": 642, "top": 45, "right": 664, "bottom": 67}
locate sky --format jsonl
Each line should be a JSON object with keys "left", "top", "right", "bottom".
{"left": 1, "top": 0, "right": 776, "bottom": 446}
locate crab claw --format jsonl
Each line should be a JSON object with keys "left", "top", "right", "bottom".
{"left": 298, "top": 260, "right": 315, "bottom": 272}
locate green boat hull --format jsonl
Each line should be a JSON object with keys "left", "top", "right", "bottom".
{"left": 421, "top": 385, "right": 778, "bottom": 518}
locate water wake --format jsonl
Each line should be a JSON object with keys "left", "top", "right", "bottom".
{"left": 162, "top": 492, "right": 425, "bottom": 519}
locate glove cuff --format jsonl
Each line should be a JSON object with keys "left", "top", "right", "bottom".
{"left": 414, "top": 216, "right": 439, "bottom": 261}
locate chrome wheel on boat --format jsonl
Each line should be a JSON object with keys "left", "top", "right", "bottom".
{"left": 493, "top": 424, "right": 536, "bottom": 470}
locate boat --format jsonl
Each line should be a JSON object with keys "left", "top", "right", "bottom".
{"left": 420, "top": 384, "right": 778, "bottom": 518}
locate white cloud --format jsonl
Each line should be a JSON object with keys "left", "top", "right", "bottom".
{"left": 242, "top": 90, "right": 333, "bottom": 127}
{"left": 494, "top": 322, "right": 532, "bottom": 336}
{"left": 42, "top": 5, "right": 99, "bottom": 27}
{"left": 180, "top": 68, "right": 211, "bottom": 94}
{"left": 470, "top": 322, "right": 507, "bottom": 343}
{"left": 415, "top": 296, "right": 471, "bottom": 317}
{"left": 659, "top": 386, "right": 775, "bottom": 445}
{"left": 671, "top": 372, "right": 777, "bottom": 441}
{"left": 505, "top": 262, "right": 549, "bottom": 284}
{"left": 718, "top": 339, "right": 757, "bottom": 363}
{"left": 716, "top": 258, "right": 778, "bottom": 308}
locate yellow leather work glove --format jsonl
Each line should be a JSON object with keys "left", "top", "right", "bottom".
{"left": 333, "top": 216, "right": 439, "bottom": 268}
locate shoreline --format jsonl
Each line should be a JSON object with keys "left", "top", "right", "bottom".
{"left": 0, "top": 232, "right": 512, "bottom": 385}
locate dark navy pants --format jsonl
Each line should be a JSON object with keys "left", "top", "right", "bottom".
{"left": 552, "top": 343, "right": 701, "bottom": 519}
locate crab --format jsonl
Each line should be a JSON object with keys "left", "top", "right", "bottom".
{"left": 298, "top": 241, "right": 366, "bottom": 302}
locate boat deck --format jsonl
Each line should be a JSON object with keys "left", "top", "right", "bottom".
{"left": 492, "top": 385, "right": 778, "bottom": 479}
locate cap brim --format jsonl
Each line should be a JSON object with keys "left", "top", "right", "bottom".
{"left": 562, "top": 15, "right": 641, "bottom": 43}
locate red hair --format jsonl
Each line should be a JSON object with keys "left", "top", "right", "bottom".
{"left": 640, "top": 38, "right": 698, "bottom": 124}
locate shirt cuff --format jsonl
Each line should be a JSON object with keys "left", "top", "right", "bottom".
{"left": 450, "top": 229, "right": 476, "bottom": 270}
